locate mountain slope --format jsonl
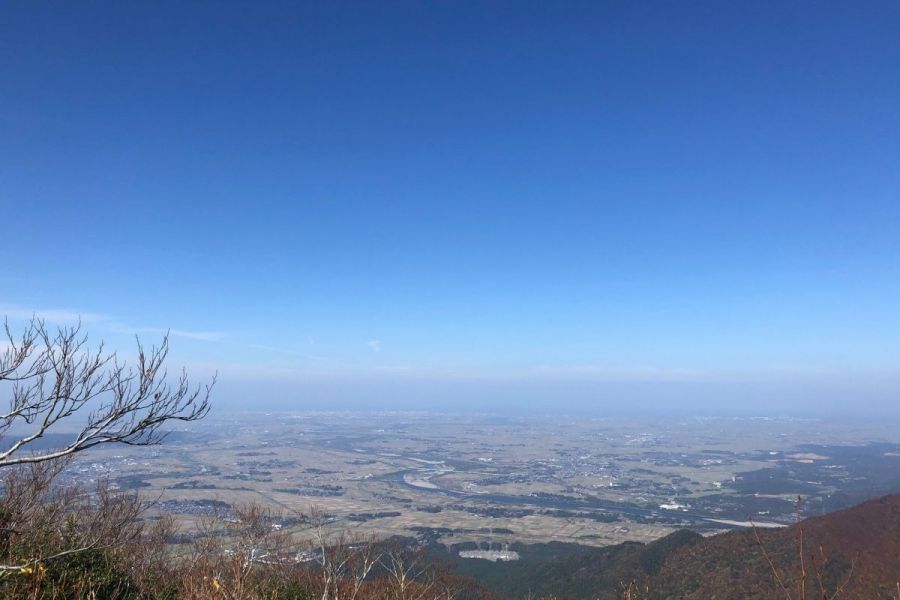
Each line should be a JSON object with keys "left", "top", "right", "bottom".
{"left": 647, "top": 494, "right": 900, "bottom": 599}
{"left": 446, "top": 494, "right": 900, "bottom": 599}
{"left": 445, "top": 530, "right": 703, "bottom": 599}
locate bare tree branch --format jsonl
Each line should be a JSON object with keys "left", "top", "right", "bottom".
{"left": 0, "top": 317, "right": 214, "bottom": 468}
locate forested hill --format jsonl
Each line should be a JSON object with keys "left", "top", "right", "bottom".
{"left": 443, "top": 494, "right": 900, "bottom": 599}
{"left": 444, "top": 529, "right": 702, "bottom": 600}
{"left": 647, "top": 494, "right": 900, "bottom": 599}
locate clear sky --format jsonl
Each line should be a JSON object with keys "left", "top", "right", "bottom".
{"left": 2, "top": 2, "right": 900, "bottom": 415}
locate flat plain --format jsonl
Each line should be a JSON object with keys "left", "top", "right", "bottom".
{"left": 67, "top": 412, "right": 900, "bottom": 549}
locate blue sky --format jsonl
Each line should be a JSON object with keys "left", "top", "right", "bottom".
{"left": 2, "top": 2, "right": 900, "bottom": 414}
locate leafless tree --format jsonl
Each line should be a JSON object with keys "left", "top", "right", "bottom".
{"left": 0, "top": 464, "right": 143, "bottom": 573}
{"left": 179, "top": 503, "right": 299, "bottom": 600}
{"left": 750, "top": 496, "right": 856, "bottom": 600}
{"left": 226, "top": 503, "right": 300, "bottom": 598}
{"left": 0, "top": 316, "right": 213, "bottom": 574}
{"left": 309, "top": 506, "right": 381, "bottom": 600}
{"left": 380, "top": 543, "right": 435, "bottom": 600}
{"left": 0, "top": 317, "right": 213, "bottom": 467}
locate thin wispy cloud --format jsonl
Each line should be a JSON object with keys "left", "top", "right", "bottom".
{"left": 373, "top": 365, "right": 412, "bottom": 373}
{"left": 152, "top": 328, "right": 227, "bottom": 342}
{"left": 0, "top": 303, "right": 110, "bottom": 324}
{"left": 109, "top": 323, "right": 228, "bottom": 342}
{"left": 1, "top": 302, "right": 227, "bottom": 343}
{"left": 366, "top": 340, "right": 382, "bottom": 353}
{"left": 247, "top": 343, "right": 330, "bottom": 361}
{"left": 173, "top": 329, "right": 226, "bottom": 341}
